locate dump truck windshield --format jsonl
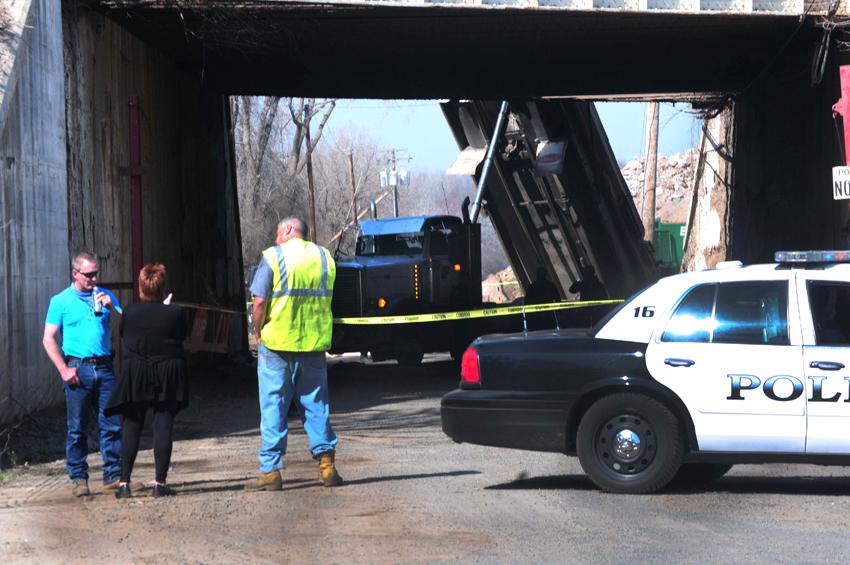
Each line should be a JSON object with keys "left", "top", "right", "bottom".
{"left": 356, "top": 232, "right": 424, "bottom": 256}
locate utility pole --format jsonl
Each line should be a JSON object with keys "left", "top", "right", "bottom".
{"left": 378, "top": 148, "right": 411, "bottom": 218}
{"left": 347, "top": 149, "right": 357, "bottom": 228}
{"left": 642, "top": 101, "right": 660, "bottom": 244}
{"left": 390, "top": 148, "right": 399, "bottom": 217}
{"left": 304, "top": 104, "right": 317, "bottom": 242}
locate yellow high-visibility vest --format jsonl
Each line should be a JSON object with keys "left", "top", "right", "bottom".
{"left": 260, "top": 238, "right": 335, "bottom": 352}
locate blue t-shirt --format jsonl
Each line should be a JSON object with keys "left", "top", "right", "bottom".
{"left": 249, "top": 257, "right": 274, "bottom": 299}
{"left": 45, "top": 285, "right": 121, "bottom": 358}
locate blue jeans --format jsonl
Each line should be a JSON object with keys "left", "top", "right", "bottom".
{"left": 257, "top": 345, "right": 337, "bottom": 473}
{"left": 63, "top": 361, "right": 121, "bottom": 483}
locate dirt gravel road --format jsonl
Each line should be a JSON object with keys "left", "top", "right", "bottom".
{"left": 3, "top": 355, "right": 850, "bottom": 563}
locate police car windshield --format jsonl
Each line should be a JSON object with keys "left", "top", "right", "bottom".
{"left": 356, "top": 232, "right": 424, "bottom": 257}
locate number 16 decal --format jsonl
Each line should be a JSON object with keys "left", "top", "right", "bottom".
{"left": 633, "top": 306, "right": 655, "bottom": 318}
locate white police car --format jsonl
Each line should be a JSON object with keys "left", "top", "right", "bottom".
{"left": 441, "top": 251, "right": 850, "bottom": 493}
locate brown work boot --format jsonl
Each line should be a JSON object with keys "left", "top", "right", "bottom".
{"left": 72, "top": 479, "right": 90, "bottom": 497}
{"left": 244, "top": 470, "right": 282, "bottom": 492}
{"left": 318, "top": 451, "right": 343, "bottom": 487}
{"left": 103, "top": 479, "right": 121, "bottom": 492}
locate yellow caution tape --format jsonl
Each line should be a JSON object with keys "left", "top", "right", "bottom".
{"left": 481, "top": 280, "right": 520, "bottom": 287}
{"left": 332, "top": 299, "right": 623, "bottom": 325}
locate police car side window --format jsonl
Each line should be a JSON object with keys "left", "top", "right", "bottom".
{"left": 713, "top": 281, "right": 789, "bottom": 346}
{"left": 808, "top": 281, "right": 850, "bottom": 346}
{"left": 661, "top": 284, "right": 716, "bottom": 343}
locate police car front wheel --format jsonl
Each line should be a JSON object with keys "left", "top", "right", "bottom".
{"left": 576, "top": 393, "right": 684, "bottom": 494}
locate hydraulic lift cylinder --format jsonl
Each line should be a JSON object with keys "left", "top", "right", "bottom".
{"left": 470, "top": 101, "right": 510, "bottom": 224}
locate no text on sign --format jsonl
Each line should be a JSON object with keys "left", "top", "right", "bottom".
{"left": 833, "top": 166, "right": 850, "bottom": 200}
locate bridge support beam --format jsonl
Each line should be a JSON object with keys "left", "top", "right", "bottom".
{"left": 728, "top": 50, "right": 848, "bottom": 262}
{"left": 682, "top": 107, "right": 734, "bottom": 271}
{"left": 63, "top": 5, "right": 246, "bottom": 353}
{"left": 685, "top": 47, "right": 850, "bottom": 268}
{"left": 0, "top": 3, "right": 246, "bottom": 425}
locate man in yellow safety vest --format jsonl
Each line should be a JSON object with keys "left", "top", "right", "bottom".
{"left": 245, "top": 217, "right": 342, "bottom": 491}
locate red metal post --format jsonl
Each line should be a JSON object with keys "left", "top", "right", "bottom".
{"left": 832, "top": 66, "right": 850, "bottom": 166}
{"left": 128, "top": 96, "right": 143, "bottom": 301}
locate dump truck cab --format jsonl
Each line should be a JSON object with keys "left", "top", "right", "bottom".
{"left": 331, "top": 215, "right": 481, "bottom": 364}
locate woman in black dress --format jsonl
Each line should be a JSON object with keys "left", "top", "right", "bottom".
{"left": 105, "top": 263, "right": 188, "bottom": 498}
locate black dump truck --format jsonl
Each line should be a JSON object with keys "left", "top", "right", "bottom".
{"left": 329, "top": 98, "right": 662, "bottom": 365}
{"left": 329, "top": 211, "right": 615, "bottom": 365}
{"left": 330, "top": 214, "right": 482, "bottom": 365}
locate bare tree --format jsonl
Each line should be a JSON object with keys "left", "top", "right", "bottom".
{"left": 231, "top": 98, "right": 510, "bottom": 278}
{"left": 232, "top": 96, "right": 336, "bottom": 265}
{"left": 286, "top": 98, "right": 336, "bottom": 178}
{"left": 312, "top": 128, "right": 384, "bottom": 253}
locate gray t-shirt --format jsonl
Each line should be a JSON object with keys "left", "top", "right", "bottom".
{"left": 249, "top": 257, "right": 274, "bottom": 299}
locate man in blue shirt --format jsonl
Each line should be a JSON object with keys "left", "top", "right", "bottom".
{"left": 43, "top": 251, "right": 123, "bottom": 497}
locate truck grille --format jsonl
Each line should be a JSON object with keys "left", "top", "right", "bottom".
{"left": 332, "top": 267, "right": 361, "bottom": 317}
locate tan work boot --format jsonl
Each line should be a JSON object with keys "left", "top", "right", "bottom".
{"left": 103, "top": 479, "right": 122, "bottom": 492}
{"left": 72, "top": 479, "right": 90, "bottom": 497}
{"left": 318, "top": 451, "right": 343, "bottom": 487}
{"left": 244, "top": 470, "right": 282, "bottom": 492}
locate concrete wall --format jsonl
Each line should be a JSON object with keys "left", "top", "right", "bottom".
{"left": 62, "top": 6, "right": 245, "bottom": 356}
{"left": 682, "top": 108, "right": 734, "bottom": 271}
{"left": 0, "top": 2, "right": 245, "bottom": 426}
{"left": 0, "top": 0, "right": 69, "bottom": 423}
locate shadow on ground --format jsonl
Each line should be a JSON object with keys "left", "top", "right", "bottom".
{"left": 485, "top": 472, "right": 850, "bottom": 496}
{"left": 1, "top": 355, "right": 459, "bottom": 471}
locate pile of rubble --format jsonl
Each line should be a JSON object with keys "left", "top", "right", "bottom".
{"left": 481, "top": 266, "right": 523, "bottom": 304}
{"left": 482, "top": 147, "right": 698, "bottom": 293}
{"left": 620, "top": 147, "right": 697, "bottom": 224}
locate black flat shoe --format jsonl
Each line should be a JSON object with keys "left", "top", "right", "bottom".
{"left": 152, "top": 483, "right": 176, "bottom": 497}
{"left": 114, "top": 484, "right": 132, "bottom": 499}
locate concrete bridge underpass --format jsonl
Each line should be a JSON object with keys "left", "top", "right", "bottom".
{"left": 1, "top": 0, "right": 848, "bottom": 423}
{"left": 90, "top": 0, "right": 827, "bottom": 99}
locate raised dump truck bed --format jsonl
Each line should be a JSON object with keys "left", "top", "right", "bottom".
{"left": 441, "top": 99, "right": 658, "bottom": 299}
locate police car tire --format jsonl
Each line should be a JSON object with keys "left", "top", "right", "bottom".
{"left": 576, "top": 393, "right": 684, "bottom": 494}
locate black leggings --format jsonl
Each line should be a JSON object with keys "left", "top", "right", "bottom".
{"left": 120, "top": 405, "right": 176, "bottom": 483}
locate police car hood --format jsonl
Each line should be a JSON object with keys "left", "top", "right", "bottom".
{"left": 336, "top": 255, "right": 421, "bottom": 270}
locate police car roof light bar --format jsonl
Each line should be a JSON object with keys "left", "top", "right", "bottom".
{"left": 774, "top": 250, "right": 850, "bottom": 263}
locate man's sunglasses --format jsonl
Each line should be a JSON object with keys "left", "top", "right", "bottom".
{"left": 75, "top": 270, "right": 99, "bottom": 279}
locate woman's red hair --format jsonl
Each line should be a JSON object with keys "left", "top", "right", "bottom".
{"left": 139, "top": 263, "right": 167, "bottom": 302}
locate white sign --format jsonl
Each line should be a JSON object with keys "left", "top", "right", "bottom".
{"left": 833, "top": 166, "right": 850, "bottom": 200}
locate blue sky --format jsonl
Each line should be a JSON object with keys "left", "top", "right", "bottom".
{"left": 328, "top": 100, "right": 701, "bottom": 171}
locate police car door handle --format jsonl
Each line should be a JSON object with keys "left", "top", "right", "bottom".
{"left": 809, "top": 361, "right": 845, "bottom": 371}
{"left": 664, "top": 358, "right": 695, "bottom": 368}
